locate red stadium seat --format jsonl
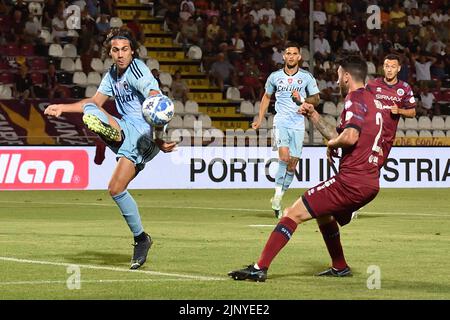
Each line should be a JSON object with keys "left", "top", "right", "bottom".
{"left": 29, "top": 57, "right": 48, "bottom": 70}
{"left": 0, "top": 72, "right": 14, "bottom": 84}
{"left": 30, "top": 72, "right": 44, "bottom": 85}
{"left": 5, "top": 43, "right": 20, "bottom": 56}
{"left": 21, "top": 44, "right": 35, "bottom": 56}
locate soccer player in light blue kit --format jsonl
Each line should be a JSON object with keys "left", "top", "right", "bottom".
{"left": 45, "top": 29, "right": 176, "bottom": 269}
{"left": 252, "top": 42, "right": 320, "bottom": 218}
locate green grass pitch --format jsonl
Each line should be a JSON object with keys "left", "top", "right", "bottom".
{"left": 0, "top": 188, "right": 449, "bottom": 299}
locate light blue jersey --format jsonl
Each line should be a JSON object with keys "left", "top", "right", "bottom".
{"left": 265, "top": 68, "right": 320, "bottom": 129}
{"left": 98, "top": 58, "right": 160, "bottom": 135}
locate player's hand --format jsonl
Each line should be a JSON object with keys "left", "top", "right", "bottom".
{"left": 44, "top": 104, "right": 64, "bottom": 117}
{"left": 291, "top": 90, "right": 304, "bottom": 106}
{"left": 251, "top": 119, "right": 261, "bottom": 130}
{"left": 155, "top": 139, "right": 177, "bottom": 153}
{"left": 298, "top": 102, "right": 315, "bottom": 117}
{"left": 390, "top": 103, "right": 399, "bottom": 115}
{"left": 326, "top": 146, "right": 340, "bottom": 163}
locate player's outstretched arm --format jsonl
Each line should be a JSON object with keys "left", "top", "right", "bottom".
{"left": 328, "top": 127, "right": 359, "bottom": 149}
{"left": 301, "top": 105, "right": 338, "bottom": 140}
{"left": 44, "top": 92, "right": 109, "bottom": 117}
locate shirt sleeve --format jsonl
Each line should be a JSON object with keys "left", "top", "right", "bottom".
{"left": 97, "top": 72, "right": 113, "bottom": 97}
{"left": 264, "top": 73, "right": 275, "bottom": 95}
{"left": 339, "top": 94, "right": 367, "bottom": 133}
{"left": 306, "top": 75, "right": 320, "bottom": 96}
{"left": 402, "top": 85, "right": 416, "bottom": 109}
{"left": 133, "top": 64, "right": 160, "bottom": 97}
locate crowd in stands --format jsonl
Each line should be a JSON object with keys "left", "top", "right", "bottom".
{"left": 0, "top": 0, "right": 449, "bottom": 120}
{"left": 157, "top": 0, "right": 450, "bottom": 116}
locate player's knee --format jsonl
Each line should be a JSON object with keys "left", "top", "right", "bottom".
{"left": 83, "top": 102, "right": 99, "bottom": 114}
{"left": 284, "top": 206, "right": 310, "bottom": 224}
{"left": 279, "top": 155, "right": 290, "bottom": 163}
{"left": 108, "top": 183, "right": 125, "bottom": 197}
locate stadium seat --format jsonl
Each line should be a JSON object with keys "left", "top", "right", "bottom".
{"left": 404, "top": 118, "right": 419, "bottom": 130}
{"left": 313, "top": 130, "right": 324, "bottom": 144}
{"left": 396, "top": 130, "right": 405, "bottom": 137}
{"left": 71, "top": 86, "right": 85, "bottom": 99}
{"left": 405, "top": 130, "right": 418, "bottom": 137}
{"left": 60, "top": 58, "right": 75, "bottom": 72}
{"left": 183, "top": 114, "right": 197, "bottom": 129}
{"left": 67, "top": 30, "right": 79, "bottom": 38}
{"left": 431, "top": 116, "right": 445, "bottom": 130}
{"left": 254, "top": 101, "right": 261, "bottom": 114}
{"left": 240, "top": 101, "right": 255, "bottom": 115}
{"left": 48, "top": 44, "right": 63, "bottom": 57}
{"left": 74, "top": 58, "right": 83, "bottom": 71}
{"left": 173, "top": 100, "right": 185, "bottom": 115}
{"left": 253, "top": 115, "right": 268, "bottom": 129}
{"left": 303, "top": 131, "right": 310, "bottom": 143}
{"left": 30, "top": 72, "right": 44, "bottom": 85}
{"left": 73, "top": 71, "right": 87, "bottom": 85}
{"left": 445, "top": 116, "right": 450, "bottom": 130}
{"left": 305, "top": 118, "right": 310, "bottom": 131}
{"left": 90, "top": 58, "right": 104, "bottom": 73}
{"left": 167, "top": 115, "right": 183, "bottom": 129}
{"left": 418, "top": 116, "right": 432, "bottom": 130}
{"left": 397, "top": 117, "right": 405, "bottom": 130}
{"left": 184, "top": 100, "right": 199, "bottom": 114}
{"left": 0, "top": 72, "right": 14, "bottom": 84}
{"left": 336, "top": 101, "right": 344, "bottom": 114}
{"left": 187, "top": 45, "right": 202, "bottom": 60}
{"left": 103, "top": 58, "right": 113, "bottom": 72}
{"left": 5, "top": 44, "right": 20, "bottom": 56}
{"left": 146, "top": 58, "right": 159, "bottom": 71}
{"left": 198, "top": 114, "right": 212, "bottom": 128}
{"left": 39, "top": 29, "right": 52, "bottom": 44}
{"left": 109, "top": 17, "right": 123, "bottom": 28}
{"left": 367, "top": 61, "right": 376, "bottom": 75}
{"left": 419, "top": 130, "right": 432, "bottom": 137}
{"left": 87, "top": 72, "right": 102, "bottom": 85}
{"left": 159, "top": 72, "right": 172, "bottom": 87}
{"left": 226, "top": 87, "right": 241, "bottom": 100}
{"left": 84, "top": 85, "right": 97, "bottom": 98}
{"left": 29, "top": 57, "right": 48, "bottom": 70}
{"left": 138, "top": 45, "right": 147, "bottom": 59}
{"left": 432, "top": 130, "right": 446, "bottom": 137}
{"left": 21, "top": 44, "right": 35, "bottom": 56}
{"left": 267, "top": 114, "right": 274, "bottom": 128}
{"left": 324, "top": 115, "right": 337, "bottom": 127}
{"left": 0, "top": 85, "right": 12, "bottom": 98}
{"left": 301, "top": 47, "right": 310, "bottom": 61}
{"left": 323, "top": 101, "right": 337, "bottom": 116}
{"left": 62, "top": 44, "right": 77, "bottom": 58}
{"left": 28, "top": 2, "right": 43, "bottom": 15}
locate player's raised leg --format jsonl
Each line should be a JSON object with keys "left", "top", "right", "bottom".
{"left": 109, "top": 157, "right": 152, "bottom": 269}
{"left": 83, "top": 103, "right": 121, "bottom": 142}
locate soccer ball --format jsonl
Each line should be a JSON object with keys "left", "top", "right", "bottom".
{"left": 142, "top": 94, "right": 174, "bottom": 126}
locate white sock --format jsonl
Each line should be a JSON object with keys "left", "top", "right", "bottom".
{"left": 253, "top": 263, "right": 260, "bottom": 270}
{"left": 274, "top": 185, "right": 284, "bottom": 197}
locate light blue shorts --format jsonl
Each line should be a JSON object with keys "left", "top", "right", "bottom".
{"left": 83, "top": 104, "right": 159, "bottom": 172}
{"left": 273, "top": 126, "right": 304, "bottom": 158}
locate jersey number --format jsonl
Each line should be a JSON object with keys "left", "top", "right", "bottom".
{"left": 372, "top": 112, "right": 383, "bottom": 154}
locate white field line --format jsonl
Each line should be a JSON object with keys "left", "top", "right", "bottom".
{"left": 0, "top": 257, "right": 225, "bottom": 281}
{"left": 0, "top": 278, "right": 194, "bottom": 286}
{"left": 0, "top": 200, "right": 448, "bottom": 217}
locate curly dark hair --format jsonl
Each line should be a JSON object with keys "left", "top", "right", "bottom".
{"left": 104, "top": 28, "right": 139, "bottom": 58}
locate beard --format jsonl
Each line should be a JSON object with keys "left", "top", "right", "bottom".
{"left": 339, "top": 83, "right": 349, "bottom": 98}
{"left": 286, "top": 62, "right": 298, "bottom": 69}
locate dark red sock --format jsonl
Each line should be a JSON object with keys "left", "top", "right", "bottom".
{"left": 319, "top": 220, "right": 348, "bottom": 270}
{"left": 257, "top": 217, "right": 298, "bottom": 269}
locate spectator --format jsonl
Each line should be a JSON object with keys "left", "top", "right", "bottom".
{"left": 171, "top": 70, "right": 189, "bottom": 103}
{"left": 24, "top": 14, "right": 41, "bottom": 42}
{"left": 312, "top": 2, "right": 327, "bottom": 25}
{"left": 201, "top": 39, "right": 218, "bottom": 72}
{"left": 241, "top": 56, "right": 263, "bottom": 102}
{"left": 313, "top": 29, "right": 331, "bottom": 62}
{"left": 417, "top": 86, "right": 437, "bottom": 116}
{"left": 259, "top": 15, "right": 273, "bottom": 39}
{"left": 43, "top": 63, "right": 68, "bottom": 99}
{"left": 180, "top": 0, "right": 195, "bottom": 15}
{"left": 229, "top": 31, "right": 245, "bottom": 58}
{"left": 209, "top": 52, "right": 238, "bottom": 91}
{"left": 280, "top": 0, "right": 295, "bottom": 27}
{"left": 96, "top": 13, "right": 110, "bottom": 37}
{"left": 272, "top": 15, "right": 288, "bottom": 42}
{"left": 407, "top": 8, "right": 421, "bottom": 29}
{"left": 179, "top": 17, "right": 200, "bottom": 46}
{"left": 403, "top": 0, "right": 418, "bottom": 11}
{"left": 389, "top": 2, "right": 407, "bottom": 30}
{"left": 51, "top": 7, "right": 68, "bottom": 42}
{"left": 402, "top": 30, "right": 420, "bottom": 54}
{"left": 425, "top": 33, "right": 445, "bottom": 54}
{"left": 367, "top": 34, "right": 382, "bottom": 58}
{"left": 206, "top": 16, "right": 220, "bottom": 41}
{"left": 203, "top": 1, "right": 219, "bottom": 21}
{"left": 15, "top": 66, "right": 35, "bottom": 102}
{"left": 249, "top": 2, "right": 261, "bottom": 24}
{"left": 164, "top": 3, "right": 180, "bottom": 33}
{"left": 9, "top": 9, "right": 25, "bottom": 43}
{"left": 412, "top": 53, "right": 437, "bottom": 82}
{"left": 179, "top": 2, "right": 193, "bottom": 22}
{"left": 257, "top": 1, "right": 276, "bottom": 24}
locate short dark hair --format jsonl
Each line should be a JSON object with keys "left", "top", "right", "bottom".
{"left": 284, "top": 41, "right": 300, "bottom": 51}
{"left": 104, "top": 28, "right": 139, "bottom": 58}
{"left": 337, "top": 55, "right": 368, "bottom": 82}
{"left": 384, "top": 53, "right": 401, "bottom": 63}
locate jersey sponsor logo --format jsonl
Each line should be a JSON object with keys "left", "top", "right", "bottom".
{"left": 374, "top": 99, "right": 383, "bottom": 110}
{"left": 276, "top": 84, "right": 304, "bottom": 92}
{"left": 0, "top": 150, "right": 89, "bottom": 190}
{"left": 397, "top": 88, "right": 405, "bottom": 96}
{"left": 375, "top": 94, "right": 402, "bottom": 102}
{"left": 376, "top": 87, "right": 382, "bottom": 92}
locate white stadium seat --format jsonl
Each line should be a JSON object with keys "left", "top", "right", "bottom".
{"left": 48, "top": 44, "right": 63, "bottom": 57}
{"left": 183, "top": 114, "right": 197, "bottom": 129}
{"left": 397, "top": 117, "right": 405, "bottom": 130}
{"left": 87, "top": 72, "right": 102, "bottom": 86}
{"left": 240, "top": 101, "right": 254, "bottom": 115}
{"left": 62, "top": 44, "right": 77, "bottom": 58}
{"left": 85, "top": 85, "right": 97, "bottom": 98}
{"left": 323, "top": 101, "right": 337, "bottom": 116}
{"left": 60, "top": 58, "right": 75, "bottom": 72}
{"left": 404, "top": 118, "right": 418, "bottom": 130}
{"left": 159, "top": 72, "right": 172, "bottom": 87}
{"left": 405, "top": 129, "right": 418, "bottom": 137}
{"left": 0, "top": 85, "right": 12, "bottom": 98}
{"left": 226, "top": 86, "right": 241, "bottom": 101}
{"left": 90, "top": 58, "right": 104, "bottom": 73}
{"left": 109, "top": 17, "right": 123, "bottom": 28}
{"left": 187, "top": 45, "right": 202, "bottom": 60}
{"left": 419, "top": 130, "right": 432, "bottom": 137}
{"left": 418, "top": 116, "right": 432, "bottom": 130}
{"left": 432, "top": 130, "right": 446, "bottom": 137}
{"left": 146, "top": 58, "right": 160, "bottom": 71}
{"left": 173, "top": 100, "right": 185, "bottom": 115}
{"left": 198, "top": 114, "right": 212, "bottom": 128}
{"left": 396, "top": 130, "right": 405, "bottom": 137}
{"left": 103, "top": 58, "right": 113, "bottom": 72}
{"left": 167, "top": 115, "right": 183, "bottom": 129}
{"left": 184, "top": 100, "right": 199, "bottom": 114}
{"left": 73, "top": 71, "right": 87, "bottom": 85}
{"left": 431, "top": 116, "right": 445, "bottom": 130}
{"left": 74, "top": 58, "right": 83, "bottom": 71}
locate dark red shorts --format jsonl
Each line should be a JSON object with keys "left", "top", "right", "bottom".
{"left": 302, "top": 175, "right": 379, "bottom": 226}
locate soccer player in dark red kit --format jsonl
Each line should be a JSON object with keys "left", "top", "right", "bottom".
{"left": 228, "top": 56, "right": 384, "bottom": 281}
{"left": 366, "top": 54, "right": 416, "bottom": 164}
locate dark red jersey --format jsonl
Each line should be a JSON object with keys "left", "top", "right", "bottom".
{"left": 366, "top": 78, "right": 416, "bottom": 159}
{"left": 336, "top": 87, "right": 383, "bottom": 187}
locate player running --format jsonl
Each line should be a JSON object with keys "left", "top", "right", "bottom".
{"left": 366, "top": 53, "right": 416, "bottom": 164}
{"left": 229, "top": 55, "right": 384, "bottom": 281}
{"left": 252, "top": 42, "right": 320, "bottom": 218}
{"left": 44, "top": 29, "right": 176, "bottom": 269}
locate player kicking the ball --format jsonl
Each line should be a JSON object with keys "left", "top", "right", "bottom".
{"left": 229, "top": 55, "right": 384, "bottom": 281}
{"left": 44, "top": 29, "right": 176, "bottom": 269}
